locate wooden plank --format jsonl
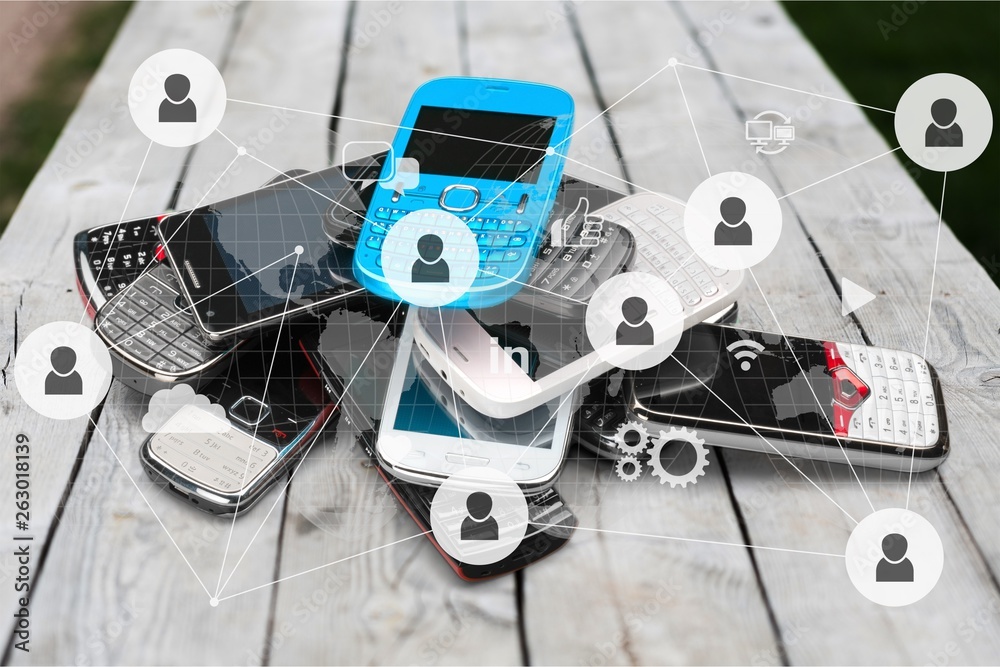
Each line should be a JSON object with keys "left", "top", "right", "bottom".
{"left": 11, "top": 2, "right": 352, "bottom": 664}
{"left": 265, "top": 3, "right": 522, "bottom": 664}
{"left": 0, "top": 1, "right": 242, "bottom": 658}
{"left": 464, "top": 1, "right": 625, "bottom": 191}
{"left": 667, "top": 1, "right": 1000, "bottom": 663}
{"left": 463, "top": 3, "right": 779, "bottom": 664}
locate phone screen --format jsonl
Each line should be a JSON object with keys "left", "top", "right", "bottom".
{"left": 394, "top": 347, "right": 555, "bottom": 448}
{"left": 314, "top": 300, "right": 557, "bottom": 448}
{"left": 633, "top": 326, "right": 839, "bottom": 432}
{"left": 631, "top": 325, "right": 942, "bottom": 448}
{"left": 158, "top": 169, "right": 365, "bottom": 331}
{"left": 403, "top": 106, "right": 556, "bottom": 183}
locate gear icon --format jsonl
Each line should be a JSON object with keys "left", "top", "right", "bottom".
{"left": 614, "top": 420, "right": 650, "bottom": 456}
{"left": 646, "top": 427, "right": 709, "bottom": 488}
{"left": 615, "top": 455, "right": 642, "bottom": 482}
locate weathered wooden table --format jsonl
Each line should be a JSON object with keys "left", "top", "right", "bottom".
{"left": 2, "top": 2, "right": 999, "bottom": 664}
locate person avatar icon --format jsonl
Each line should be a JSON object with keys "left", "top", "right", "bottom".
{"left": 45, "top": 346, "right": 83, "bottom": 396}
{"left": 714, "top": 196, "right": 753, "bottom": 246}
{"left": 159, "top": 73, "right": 197, "bottom": 123}
{"left": 925, "top": 98, "right": 963, "bottom": 148}
{"left": 410, "top": 233, "right": 450, "bottom": 283}
{"left": 460, "top": 491, "right": 499, "bottom": 541}
{"left": 876, "top": 533, "right": 915, "bottom": 582}
{"left": 615, "top": 296, "right": 655, "bottom": 346}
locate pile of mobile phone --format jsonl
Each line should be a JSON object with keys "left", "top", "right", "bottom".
{"left": 74, "top": 76, "right": 948, "bottom": 581}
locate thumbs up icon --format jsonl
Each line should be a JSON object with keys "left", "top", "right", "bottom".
{"left": 551, "top": 197, "right": 604, "bottom": 248}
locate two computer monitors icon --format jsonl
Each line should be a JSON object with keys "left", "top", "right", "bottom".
{"left": 745, "top": 119, "right": 795, "bottom": 145}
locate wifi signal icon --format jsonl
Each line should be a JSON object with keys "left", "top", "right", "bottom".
{"left": 727, "top": 340, "right": 765, "bottom": 371}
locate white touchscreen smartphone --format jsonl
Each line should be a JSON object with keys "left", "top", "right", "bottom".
{"left": 376, "top": 310, "right": 577, "bottom": 492}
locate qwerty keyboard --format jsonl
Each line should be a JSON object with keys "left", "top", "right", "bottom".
{"left": 95, "top": 264, "right": 219, "bottom": 377}
{"left": 596, "top": 193, "right": 744, "bottom": 324}
{"left": 75, "top": 217, "right": 161, "bottom": 309}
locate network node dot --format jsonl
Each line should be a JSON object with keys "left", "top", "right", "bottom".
{"left": 237, "top": 146, "right": 247, "bottom": 156}
{"left": 294, "top": 245, "right": 304, "bottom": 255}
{"left": 210, "top": 597, "right": 219, "bottom": 607}
{"left": 545, "top": 146, "right": 555, "bottom": 156}
{"left": 668, "top": 57, "right": 678, "bottom": 67}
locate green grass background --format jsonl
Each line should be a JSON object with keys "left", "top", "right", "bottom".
{"left": 0, "top": 2, "right": 132, "bottom": 234}
{"left": 784, "top": 0, "right": 1000, "bottom": 284}
{"left": 0, "top": 1, "right": 997, "bottom": 285}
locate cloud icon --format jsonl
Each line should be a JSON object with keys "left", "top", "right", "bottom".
{"left": 142, "top": 384, "right": 230, "bottom": 434}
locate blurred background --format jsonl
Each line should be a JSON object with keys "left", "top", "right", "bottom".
{"left": 0, "top": 1, "right": 997, "bottom": 283}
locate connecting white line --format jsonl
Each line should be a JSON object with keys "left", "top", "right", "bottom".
{"left": 529, "top": 523, "right": 844, "bottom": 559}
{"left": 104, "top": 250, "right": 298, "bottom": 351}
{"left": 226, "top": 97, "right": 548, "bottom": 153}
{"left": 556, "top": 60, "right": 676, "bottom": 150}
{"left": 86, "top": 47, "right": 943, "bottom": 604}
{"left": 100, "top": 151, "right": 242, "bottom": 333}
{"left": 89, "top": 417, "right": 214, "bottom": 600}
{"left": 675, "top": 62, "right": 897, "bottom": 114}
{"left": 667, "top": 353, "right": 860, "bottom": 526}
{"left": 673, "top": 65, "right": 712, "bottom": 178}
{"left": 555, "top": 153, "right": 686, "bottom": 206}
{"left": 214, "top": 253, "right": 301, "bottom": 599}
{"left": 81, "top": 140, "right": 153, "bottom": 325}
{"left": 747, "top": 269, "right": 877, "bottom": 514}
{"left": 908, "top": 171, "right": 947, "bottom": 510}
{"left": 777, "top": 146, "right": 902, "bottom": 200}
{"left": 215, "top": 129, "right": 395, "bottom": 238}
{"left": 215, "top": 301, "right": 402, "bottom": 597}
{"left": 217, "top": 531, "right": 431, "bottom": 602}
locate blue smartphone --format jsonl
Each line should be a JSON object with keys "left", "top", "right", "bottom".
{"left": 352, "top": 77, "right": 575, "bottom": 309}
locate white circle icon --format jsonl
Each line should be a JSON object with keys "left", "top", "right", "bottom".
{"left": 128, "top": 48, "right": 227, "bottom": 148}
{"left": 845, "top": 508, "right": 944, "bottom": 607}
{"left": 381, "top": 210, "right": 479, "bottom": 308}
{"left": 683, "top": 172, "right": 782, "bottom": 270}
{"left": 14, "top": 321, "right": 114, "bottom": 420}
{"left": 895, "top": 73, "right": 993, "bottom": 172}
{"left": 429, "top": 467, "right": 529, "bottom": 566}
{"left": 585, "top": 272, "right": 685, "bottom": 371}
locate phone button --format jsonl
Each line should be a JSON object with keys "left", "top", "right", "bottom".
{"left": 440, "top": 185, "right": 480, "bottom": 212}
{"left": 832, "top": 367, "right": 869, "bottom": 409}
{"left": 230, "top": 396, "right": 270, "bottom": 426}
{"left": 445, "top": 453, "right": 489, "bottom": 466}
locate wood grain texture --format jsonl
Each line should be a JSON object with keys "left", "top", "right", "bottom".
{"left": 266, "top": 3, "right": 522, "bottom": 664}
{"left": 10, "top": 2, "right": 352, "bottom": 664}
{"left": 670, "top": 1, "right": 1000, "bottom": 663}
{"left": 469, "top": 3, "right": 779, "bottom": 664}
{"left": 0, "top": 1, "right": 241, "bottom": 659}
{"left": 2, "top": 1, "right": 998, "bottom": 664}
